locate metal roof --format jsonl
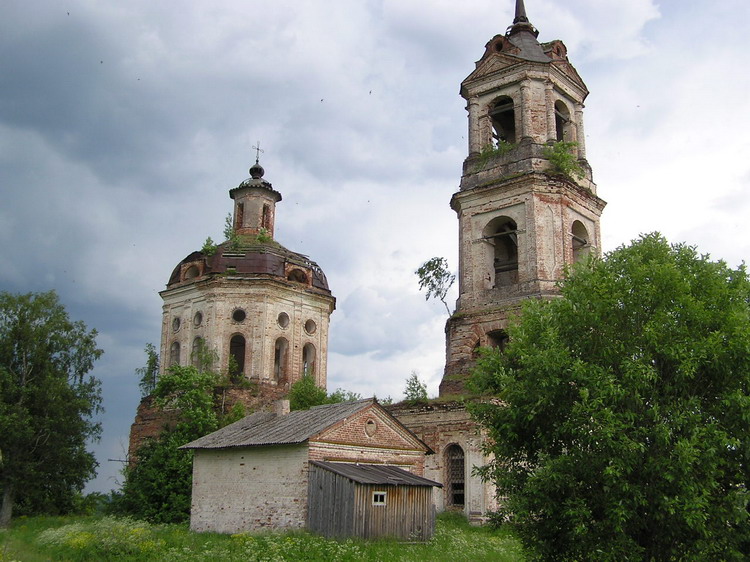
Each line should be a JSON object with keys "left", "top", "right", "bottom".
{"left": 310, "top": 461, "right": 442, "bottom": 488}
{"left": 182, "top": 399, "right": 376, "bottom": 450}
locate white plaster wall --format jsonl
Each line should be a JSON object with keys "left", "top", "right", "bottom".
{"left": 189, "top": 443, "right": 309, "bottom": 533}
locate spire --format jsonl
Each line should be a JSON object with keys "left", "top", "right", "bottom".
{"left": 514, "top": 0, "right": 529, "bottom": 24}
{"left": 508, "top": 0, "right": 537, "bottom": 37}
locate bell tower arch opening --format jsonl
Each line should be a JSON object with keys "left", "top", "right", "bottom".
{"left": 483, "top": 216, "right": 518, "bottom": 288}
{"left": 554, "top": 99, "right": 572, "bottom": 142}
{"left": 572, "top": 220, "right": 590, "bottom": 263}
{"left": 489, "top": 96, "right": 516, "bottom": 145}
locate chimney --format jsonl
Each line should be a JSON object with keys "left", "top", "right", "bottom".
{"left": 274, "top": 399, "right": 290, "bottom": 416}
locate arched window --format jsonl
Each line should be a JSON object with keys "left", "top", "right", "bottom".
{"left": 487, "top": 330, "right": 509, "bottom": 351}
{"left": 274, "top": 337, "right": 289, "bottom": 382}
{"left": 229, "top": 334, "right": 246, "bottom": 381}
{"left": 489, "top": 96, "right": 516, "bottom": 145}
{"left": 169, "top": 342, "right": 180, "bottom": 367}
{"left": 191, "top": 337, "right": 205, "bottom": 368}
{"left": 572, "top": 220, "right": 589, "bottom": 263}
{"left": 483, "top": 216, "right": 518, "bottom": 288}
{"left": 184, "top": 265, "right": 200, "bottom": 280}
{"left": 446, "top": 444, "right": 465, "bottom": 507}
{"left": 302, "top": 343, "right": 316, "bottom": 377}
{"left": 287, "top": 269, "right": 307, "bottom": 284}
{"left": 235, "top": 202, "right": 244, "bottom": 229}
{"left": 261, "top": 204, "right": 271, "bottom": 230}
{"left": 555, "top": 100, "right": 572, "bottom": 142}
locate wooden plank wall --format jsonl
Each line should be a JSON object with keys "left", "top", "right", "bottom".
{"left": 308, "top": 465, "right": 435, "bottom": 541}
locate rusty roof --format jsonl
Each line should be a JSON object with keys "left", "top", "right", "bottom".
{"left": 310, "top": 461, "right": 442, "bottom": 488}
{"left": 182, "top": 399, "right": 377, "bottom": 450}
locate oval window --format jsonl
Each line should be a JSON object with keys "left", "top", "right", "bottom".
{"left": 193, "top": 311, "right": 203, "bottom": 327}
{"left": 172, "top": 317, "right": 181, "bottom": 332}
{"left": 232, "top": 309, "right": 246, "bottom": 322}
{"left": 365, "top": 419, "right": 377, "bottom": 437}
{"left": 277, "top": 312, "right": 290, "bottom": 328}
{"left": 304, "top": 319, "right": 317, "bottom": 335}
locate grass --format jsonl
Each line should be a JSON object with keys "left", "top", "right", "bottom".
{"left": 0, "top": 511, "right": 524, "bottom": 561}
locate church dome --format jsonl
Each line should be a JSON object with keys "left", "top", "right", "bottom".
{"left": 166, "top": 238, "right": 331, "bottom": 293}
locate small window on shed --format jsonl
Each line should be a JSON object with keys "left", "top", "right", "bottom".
{"left": 489, "top": 96, "right": 516, "bottom": 145}
{"left": 372, "top": 491, "right": 387, "bottom": 506}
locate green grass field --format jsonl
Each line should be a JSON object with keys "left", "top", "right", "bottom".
{"left": 0, "top": 512, "right": 524, "bottom": 561}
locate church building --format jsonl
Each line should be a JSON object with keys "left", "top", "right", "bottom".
{"left": 389, "top": 0, "right": 605, "bottom": 521}
{"left": 159, "top": 156, "right": 335, "bottom": 388}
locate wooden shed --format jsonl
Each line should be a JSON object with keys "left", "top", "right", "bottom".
{"left": 308, "top": 461, "right": 442, "bottom": 541}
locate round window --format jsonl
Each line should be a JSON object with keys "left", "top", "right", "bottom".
{"left": 304, "top": 319, "right": 317, "bottom": 335}
{"left": 277, "top": 312, "right": 290, "bottom": 328}
{"left": 232, "top": 309, "right": 246, "bottom": 322}
{"left": 193, "top": 311, "right": 203, "bottom": 327}
{"left": 365, "top": 419, "right": 377, "bottom": 437}
{"left": 172, "top": 317, "right": 181, "bottom": 332}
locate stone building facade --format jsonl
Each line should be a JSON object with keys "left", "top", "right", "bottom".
{"left": 390, "top": 0, "right": 606, "bottom": 522}
{"left": 159, "top": 159, "right": 335, "bottom": 389}
{"left": 182, "top": 399, "right": 434, "bottom": 533}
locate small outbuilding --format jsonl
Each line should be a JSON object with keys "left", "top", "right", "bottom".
{"left": 308, "top": 461, "right": 441, "bottom": 541}
{"left": 181, "top": 398, "right": 439, "bottom": 536}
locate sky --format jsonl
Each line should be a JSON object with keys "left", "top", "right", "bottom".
{"left": 2, "top": 0, "right": 749, "bottom": 494}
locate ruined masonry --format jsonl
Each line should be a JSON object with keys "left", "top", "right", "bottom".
{"left": 129, "top": 0, "right": 606, "bottom": 525}
{"left": 388, "top": 0, "right": 605, "bottom": 521}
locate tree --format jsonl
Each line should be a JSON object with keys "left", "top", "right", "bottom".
{"left": 117, "top": 365, "right": 219, "bottom": 523}
{"left": 404, "top": 371, "right": 428, "bottom": 404}
{"left": 289, "top": 374, "right": 361, "bottom": 411}
{"left": 416, "top": 257, "right": 455, "bottom": 315}
{"left": 0, "top": 291, "right": 103, "bottom": 527}
{"left": 136, "top": 343, "right": 159, "bottom": 397}
{"left": 470, "top": 234, "right": 750, "bottom": 560}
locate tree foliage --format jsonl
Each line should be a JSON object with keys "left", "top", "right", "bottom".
{"left": 416, "top": 257, "right": 455, "bottom": 315}
{"left": 289, "top": 374, "right": 361, "bottom": 411}
{"left": 0, "top": 291, "right": 103, "bottom": 527}
{"left": 471, "top": 234, "right": 750, "bottom": 560}
{"left": 136, "top": 343, "right": 159, "bottom": 398}
{"left": 404, "top": 371, "right": 428, "bottom": 404}
{"left": 117, "top": 365, "right": 219, "bottom": 523}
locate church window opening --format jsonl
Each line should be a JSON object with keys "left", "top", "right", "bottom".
{"left": 446, "top": 444, "right": 465, "bottom": 507}
{"left": 274, "top": 337, "right": 289, "bottom": 382}
{"left": 172, "top": 317, "right": 181, "bottom": 332}
{"left": 229, "top": 334, "right": 246, "bottom": 381}
{"left": 193, "top": 311, "right": 203, "bottom": 327}
{"left": 288, "top": 269, "right": 308, "bottom": 284}
{"left": 304, "top": 319, "right": 317, "bottom": 335}
{"left": 489, "top": 96, "right": 516, "bottom": 145}
{"left": 572, "top": 220, "right": 590, "bottom": 263}
{"left": 365, "top": 419, "right": 377, "bottom": 437}
{"left": 261, "top": 204, "right": 271, "bottom": 230}
{"left": 487, "top": 330, "right": 510, "bottom": 351}
{"left": 483, "top": 216, "right": 518, "bottom": 288}
{"left": 191, "top": 337, "right": 205, "bottom": 368}
{"left": 169, "top": 341, "right": 180, "bottom": 367}
{"left": 184, "top": 265, "right": 200, "bottom": 280}
{"left": 232, "top": 308, "right": 246, "bottom": 323}
{"left": 555, "top": 100, "right": 572, "bottom": 142}
{"left": 277, "top": 312, "right": 290, "bottom": 328}
{"left": 302, "top": 343, "right": 316, "bottom": 377}
{"left": 235, "top": 202, "right": 244, "bottom": 230}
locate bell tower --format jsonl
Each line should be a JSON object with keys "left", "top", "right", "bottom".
{"left": 440, "top": 0, "right": 606, "bottom": 394}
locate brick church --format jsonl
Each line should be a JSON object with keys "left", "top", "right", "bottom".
{"left": 129, "top": 0, "right": 605, "bottom": 525}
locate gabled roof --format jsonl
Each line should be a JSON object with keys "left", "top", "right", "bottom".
{"left": 310, "top": 461, "right": 442, "bottom": 488}
{"left": 182, "top": 398, "right": 386, "bottom": 450}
